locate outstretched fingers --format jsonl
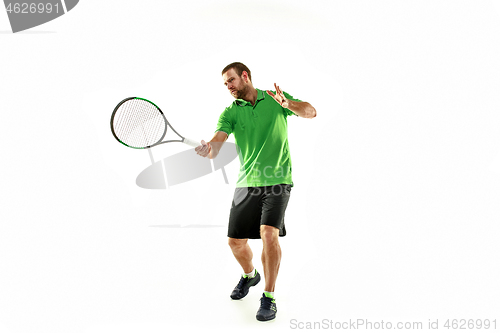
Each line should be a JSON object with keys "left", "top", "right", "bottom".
{"left": 266, "top": 90, "right": 276, "bottom": 98}
{"left": 274, "top": 83, "right": 281, "bottom": 96}
{"left": 267, "top": 83, "right": 288, "bottom": 108}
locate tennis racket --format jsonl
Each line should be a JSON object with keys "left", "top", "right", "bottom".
{"left": 110, "top": 97, "right": 202, "bottom": 149}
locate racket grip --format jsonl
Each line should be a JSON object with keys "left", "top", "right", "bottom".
{"left": 183, "top": 137, "right": 201, "bottom": 148}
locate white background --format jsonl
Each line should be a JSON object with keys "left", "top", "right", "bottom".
{"left": 1, "top": 1, "right": 499, "bottom": 332}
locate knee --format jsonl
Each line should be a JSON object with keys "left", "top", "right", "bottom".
{"left": 260, "top": 225, "right": 279, "bottom": 245}
{"left": 228, "top": 237, "right": 247, "bottom": 250}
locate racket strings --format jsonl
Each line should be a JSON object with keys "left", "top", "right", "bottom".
{"left": 113, "top": 99, "right": 166, "bottom": 148}
{"left": 117, "top": 100, "right": 140, "bottom": 145}
{"left": 142, "top": 101, "right": 163, "bottom": 145}
{"left": 134, "top": 99, "right": 165, "bottom": 147}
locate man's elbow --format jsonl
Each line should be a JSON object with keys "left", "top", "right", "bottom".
{"left": 306, "top": 105, "right": 316, "bottom": 119}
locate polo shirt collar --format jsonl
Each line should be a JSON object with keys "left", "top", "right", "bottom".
{"left": 235, "top": 89, "right": 265, "bottom": 106}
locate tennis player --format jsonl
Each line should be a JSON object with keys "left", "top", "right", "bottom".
{"left": 195, "top": 62, "right": 316, "bottom": 321}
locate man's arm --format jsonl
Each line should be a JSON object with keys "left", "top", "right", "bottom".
{"left": 195, "top": 131, "right": 228, "bottom": 159}
{"left": 285, "top": 100, "right": 317, "bottom": 119}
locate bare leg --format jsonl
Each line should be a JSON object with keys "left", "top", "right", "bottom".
{"left": 260, "top": 225, "right": 281, "bottom": 292}
{"left": 228, "top": 238, "right": 254, "bottom": 274}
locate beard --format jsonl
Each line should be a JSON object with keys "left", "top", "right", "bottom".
{"left": 231, "top": 84, "right": 249, "bottom": 99}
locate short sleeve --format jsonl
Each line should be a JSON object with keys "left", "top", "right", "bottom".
{"left": 215, "top": 108, "right": 233, "bottom": 136}
{"left": 283, "top": 91, "right": 302, "bottom": 117}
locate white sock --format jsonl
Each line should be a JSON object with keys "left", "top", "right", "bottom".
{"left": 264, "top": 291, "right": 275, "bottom": 299}
{"left": 243, "top": 268, "right": 256, "bottom": 278}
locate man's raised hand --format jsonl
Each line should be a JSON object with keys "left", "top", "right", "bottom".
{"left": 266, "top": 83, "right": 289, "bottom": 109}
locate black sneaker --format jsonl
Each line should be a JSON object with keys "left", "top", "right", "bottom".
{"left": 256, "top": 293, "right": 277, "bottom": 321}
{"left": 230, "top": 271, "right": 261, "bottom": 300}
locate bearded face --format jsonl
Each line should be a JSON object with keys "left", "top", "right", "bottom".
{"left": 223, "top": 68, "right": 250, "bottom": 100}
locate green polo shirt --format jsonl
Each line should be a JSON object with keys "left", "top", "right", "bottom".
{"left": 215, "top": 88, "right": 301, "bottom": 187}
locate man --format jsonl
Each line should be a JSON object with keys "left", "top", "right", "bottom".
{"left": 195, "top": 62, "right": 316, "bottom": 321}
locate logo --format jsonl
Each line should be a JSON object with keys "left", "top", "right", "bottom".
{"left": 136, "top": 142, "right": 239, "bottom": 189}
{"left": 3, "top": 0, "right": 79, "bottom": 33}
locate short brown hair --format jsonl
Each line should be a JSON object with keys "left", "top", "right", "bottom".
{"left": 222, "top": 62, "right": 252, "bottom": 82}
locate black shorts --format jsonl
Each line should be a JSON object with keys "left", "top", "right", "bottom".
{"left": 227, "top": 184, "right": 292, "bottom": 239}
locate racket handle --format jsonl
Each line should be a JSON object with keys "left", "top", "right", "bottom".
{"left": 183, "top": 137, "right": 201, "bottom": 148}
